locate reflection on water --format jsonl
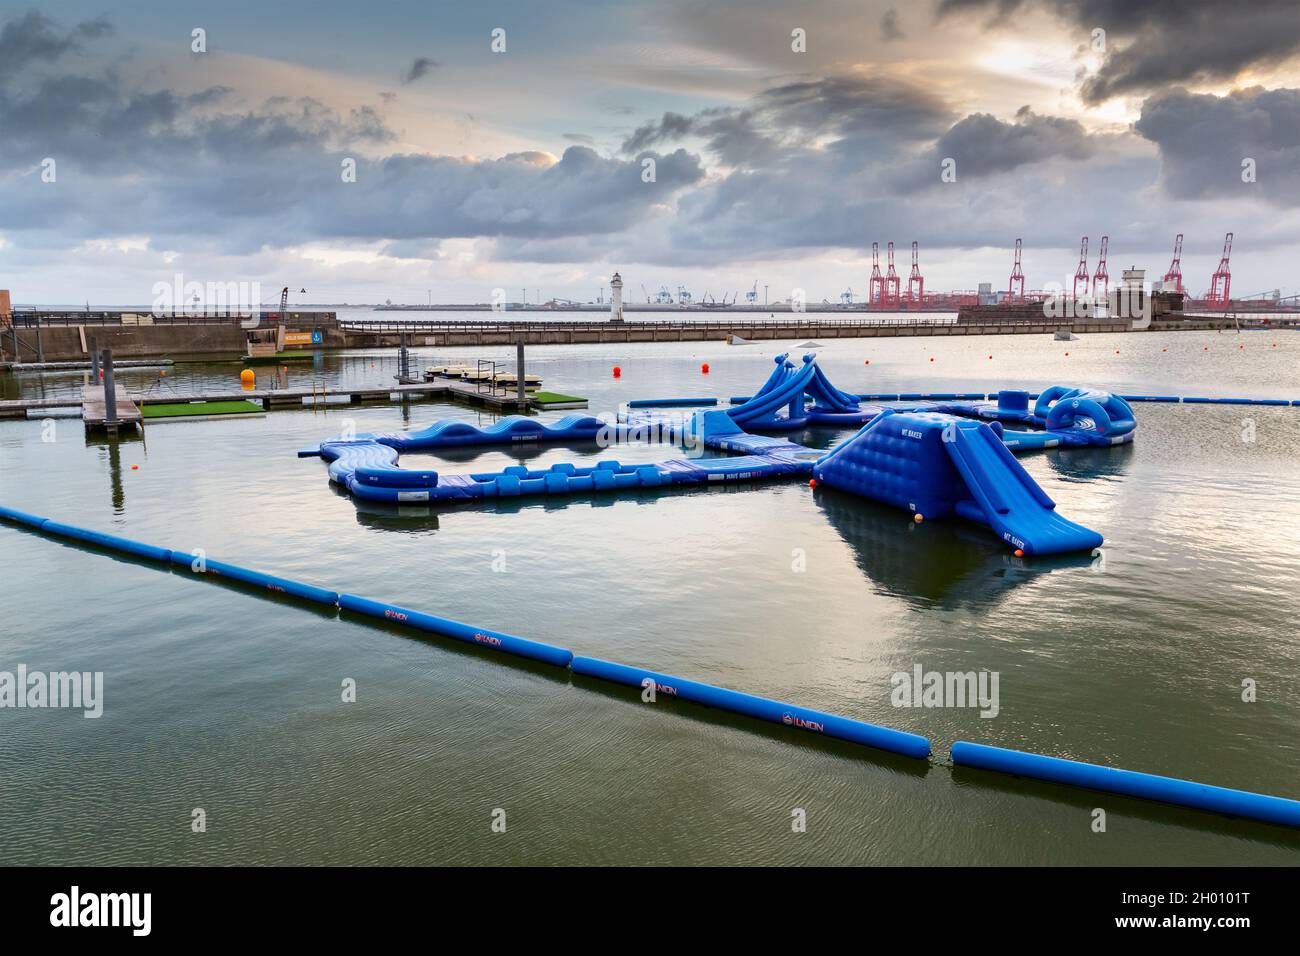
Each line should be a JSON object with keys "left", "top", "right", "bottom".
{"left": 815, "top": 485, "right": 1094, "bottom": 610}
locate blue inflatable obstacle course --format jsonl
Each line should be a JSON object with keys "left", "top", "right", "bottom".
{"left": 923, "top": 387, "right": 1136, "bottom": 452}
{"left": 724, "top": 353, "right": 877, "bottom": 431}
{"left": 297, "top": 413, "right": 606, "bottom": 459}
{"left": 301, "top": 351, "right": 1125, "bottom": 552}
{"left": 952, "top": 742, "right": 1300, "bottom": 829}
{"left": 812, "top": 411, "right": 1103, "bottom": 555}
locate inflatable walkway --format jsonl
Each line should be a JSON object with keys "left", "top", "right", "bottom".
{"left": 813, "top": 411, "right": 1103, "bottom": 555}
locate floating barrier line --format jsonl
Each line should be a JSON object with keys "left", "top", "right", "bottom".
{"left": 626, "top": 397, "right": 719, "bottom": 408}
{"left": 0, "top": 506, "right": 923, "bottom": 760}
{"left": 572, "top": 656, "right": 931, "bottom": 757}
{"left": 7, "top": 506, "right": 1298, "bottom": 825}
{"left": 952, "top": 741, "right": 1300, "bottom": 829}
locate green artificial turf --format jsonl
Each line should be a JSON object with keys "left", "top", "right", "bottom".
{"left": 142, "top": 400, "right": 264, "bottom": 419}
{"left": 530, "top": 391, "right": 587, "bottom": 405}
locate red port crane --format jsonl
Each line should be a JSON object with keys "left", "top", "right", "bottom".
{"left": 1206, "top": 232, "right": 1233, "bottom": 306}
{"left": 1092, "top": 235, "right": 1109, "bottom": 303}
{"left": 1162, "top": 233, "right": 1184, "bottom": 294}
{"left": 869, "top": 242, "right": 884, "bottom": 304}
{"left": 907, "top": 241, "right": 925, "bottom": 303}
{"left": 884, "top": 241, "right": 901, "bottom": 307}
{"left": 1072, "top": 236, "right": 1090, "bottom": 301}
{"left": 1008, "top": 238, "right": 1025, "bottom": 302}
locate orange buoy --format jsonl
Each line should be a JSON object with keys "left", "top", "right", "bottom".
{"left": 131, "top": 464, "right": 139, "bottom": 471}
{"left": 864, "top": 359, "right": 870, "bottom": 365}
{"left": 809, "top": 478, "right": 817, "bottom": 489}
{"left": 1014, "top": 548, "right": 1024, "bottom": 558}
{"left": 239, "top": 368, "right": 255, "bottom": 385}
{"left": 929, "top": 357, "right": 934, "bottom": 362}
{"left": 913, "top": 513, "right": 924, "bottom": 523}
{"left": 1064, "top": 352, "right": 1070, "bottom": 356}
{"left": 988, "top": 355, "right": 993, "bottom": 359}
{"left": 612, "top": 366, "right": 621, "bottom": 378}
{"left": 701, "top": 362, "right": 710, "bottom": 374}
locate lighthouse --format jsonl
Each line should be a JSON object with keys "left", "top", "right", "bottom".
{"left": 609, "top": 272, "right": 625, "bottom": 323}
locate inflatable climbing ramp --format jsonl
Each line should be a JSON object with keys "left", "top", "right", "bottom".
{"left": 813, "top": 411, "right": 1102, "bottom": 555}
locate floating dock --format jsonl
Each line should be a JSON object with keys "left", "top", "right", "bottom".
{"left": 80, "top": 385, "right": 142, "bottom": 432}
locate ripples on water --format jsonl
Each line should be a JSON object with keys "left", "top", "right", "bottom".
{"left": 1, "top": 330, "right": 1299, "bottom": 864}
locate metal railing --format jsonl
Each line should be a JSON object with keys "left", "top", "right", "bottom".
{"left": 341, "top": 316, "right": 965, "bottom": 334}
{"left": 6, "top": 310, "right": 338, "bottom": 328}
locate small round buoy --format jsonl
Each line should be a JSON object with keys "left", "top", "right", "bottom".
{"left": 701, "top": 363, "right": 709, "bottom": 374}
{"left": 1014, "top": 548, "right": 1024, "bottom": 558}
{"left": 240, "top": 368, "right": 255, "bottom": 385}
{"left": 913, "top": 513, "right": 924, "bottom": 523}
{"left": 1162, "top": 347, "right": 1168, "bottom": 352}
{"left": 929, "top": 357, "right": 934, "bottom": 363}
{"left": 612, "top": 365, "right": 622, "bottom": 378}
{"left": 809, "top": 478, "right": 817, "bottom": 489}
{"left": 1115, "top": 349, "right": 1120, "bottom": 354}
{"left": 988, "top": 355, "right": 993, "bottom": 360}
{"left": 131, "top": 464, "right": 139, "bottom": 471}
{"left": 1204, "top": 346, "right": 1209, "bottom": 351}
{"left": 1064, "top": 352, "right": 1070, "bottom": 357}
{"left": 864, "top": 359, "right": 870, "bottom": 365}
{"left": 160, "top": 370, "right": 167, "bottom": 377}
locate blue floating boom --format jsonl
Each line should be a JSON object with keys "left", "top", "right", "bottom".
{"left": 626, "top": 397, "right": 719, "bottom": 408}
{"left": 339, "top": 593, "right": 574, "bottom": 667}
{"left": 41, "top": 521, "right": 172, "bottom": 563}
{"left": 571, "top": 655, "right": 931, "bottom": 758}
{"left": 168, "top": 551, "right": 339, "bottom": 606}
{"left": 951, "top": 741, "right": 1300, "bottom": 828}
{"left": 0, "top": 505, "right": 49, "bottom": 529}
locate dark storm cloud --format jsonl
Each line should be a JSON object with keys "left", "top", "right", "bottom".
{"left": 927, "top": 106, "right": 1096, "bottom": 179}
{"left": 0, "top": 10, "right": 111, "bottom": 78}
{"left": 937, "top": 0, "right": 1300, "bottom": 103}
{"left": 0, "top": 12, "right": 704, "bottom": 250}
{"left": 401, "top": 56, "right": 437, "bottom": 84}
{"left": 621, "top": 76, "right": 952, "bottom": 166}
{"left": 1135, "top": 86, "right": 1300, "bottom": 206}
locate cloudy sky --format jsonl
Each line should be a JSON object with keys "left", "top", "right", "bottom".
{"left": 1, "top": 0, "right": 1297, "bottom": 305}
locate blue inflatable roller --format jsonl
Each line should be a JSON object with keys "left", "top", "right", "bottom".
{"left": 571, "top": 656, "right": 931, "bottom": 757}
{"left": 339, "top": 593, "right": 573, "bottom": 667}
{"left": 41, "top": 521, "right": 172, "bottom": 563}
{"left": 952, "top": 741, "right": 1300, "bottom": 828}
{"left": 0, "top": 505, "right": 48, "bottom": 529}
{"left": 626, "top": 398, "right": 718, "bottom": 408}
{"left": 168, "top": 551, "right": 338, "bottom": 606}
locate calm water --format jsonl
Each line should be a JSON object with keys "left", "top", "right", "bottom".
{"left": 2, "top": 329, "right": 1299, "bottom": 864}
